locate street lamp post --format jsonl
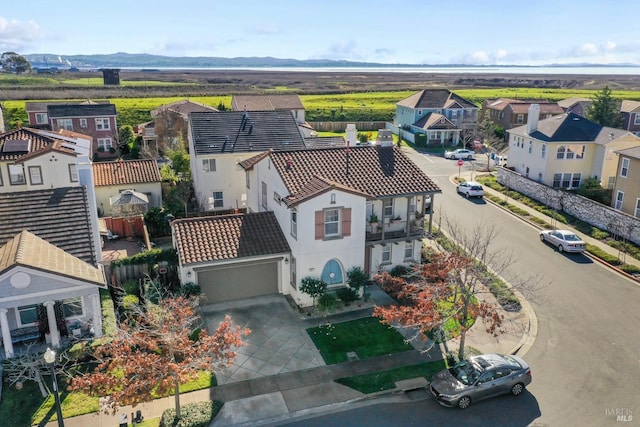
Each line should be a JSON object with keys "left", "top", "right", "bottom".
{"left": 44, "top": 347, "right": 65, "bottom": 427}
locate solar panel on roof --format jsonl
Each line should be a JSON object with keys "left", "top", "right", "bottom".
{"left": 2, "top": 139, "right": 31, "bottom": 153}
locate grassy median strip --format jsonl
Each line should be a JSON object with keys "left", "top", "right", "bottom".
{"left": 307, "top": 317, "right": 413, "bottom": 365}
{"left": 336, "top": 361, "right": 446, "bottom": 394}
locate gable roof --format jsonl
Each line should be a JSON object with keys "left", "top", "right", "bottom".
{"left": 397, "top": 89, "right": 476, "bottom": 110}
{"left": 0, "top": 187, "right": 97, "bottom": 265}
{"left": 304, "top": 136, "right": 346, "bottom": 148}
{"left": 25, "top": 100, "right": 109, "bottom": 113}
{"left": 414, "top": 112, "right": 457, "bottom": 130}
{"left": 190, "top": 110, "right": 306, "bottom": 155}
{"left": 243, "top": 146, "right": 441, "bottom": 199}
{"left": 47, "top": 103, "right": 117, "bottom": 118}
{"left": 620, "top": 100, "right": 640, "bottom": 113}
{"left": 508, "top": 102, "right": 564, "bottom": 115}
{"left": 0, "top": 128, "right": 59, "bottom": 161}
{"left": 232, "top": 94, "right": 304, "bottom": 111}
{"left": 152, "top": 99, "right": 218, "bottom": 117}
{"left": 93, "top": 159, "right": 162, "bottom": 186}
{"left": 616, "top": 146, "right": 640, "bottom": 160}
{"left": 17, "top": 139, "right": 77, "bottom": 162}
{"left": 0, "top": 230, "right": 105, "bottom": 286}
{"left": 557, "top": 97, "right": 591, "bottom": 109}
{"left": 512, "top": 112, "right": 630, "bottom": 143}
{"left": 172, "top": 211, "right": 290, "bottom": 265}
{"left": 284, "top": 175, "right": 373, "bottom": 207}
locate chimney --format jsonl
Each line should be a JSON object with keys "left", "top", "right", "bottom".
{"left": 345, "top": 123, "right": 357, "bottom": 146}
{"left": 376, "top": 129, "right": 394, "bottom": 147}
{"left": 526, "top": 104, "right": 540, "bottom": 135}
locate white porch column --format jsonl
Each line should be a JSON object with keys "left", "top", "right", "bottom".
{"left": 44, "top": 301, "right": 61, "bottom": 348}
{"left": 0, "top": 309, "right": 14, "bottom": 358}
{"left": 90, "top": 294, "right": 103, "bottom": 338}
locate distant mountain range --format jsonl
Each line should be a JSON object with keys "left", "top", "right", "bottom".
{"left": 23, "top": 52, "right": 640, "bottom": 70}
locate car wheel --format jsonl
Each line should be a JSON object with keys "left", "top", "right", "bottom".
{"left": 558, "top": 244, "right": 564, "bottom": 252}
{"left": 467, "top": 155, "right": 472, "bottom": 160}
{"left": 511, "top": 383, "right": 525, "bottom": 396}
{"left": 458, "top": 396, "right": 471, "bottom": 409}
{"left": 539, "top": 234, "right": 545, "bottom": 242}
{"left": 465, "top": 192, "right": 470, "bottom": 199}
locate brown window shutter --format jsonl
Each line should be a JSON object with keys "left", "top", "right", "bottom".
{"left": 315, "top": 210, "right": 324, "bottom": 240}
{"left": 342, "top": 208, "right": 351, "bottom": 237}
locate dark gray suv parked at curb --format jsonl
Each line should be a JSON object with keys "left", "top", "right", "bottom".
{"left": 430, "top": 353, "right": 532, "bottom": 409}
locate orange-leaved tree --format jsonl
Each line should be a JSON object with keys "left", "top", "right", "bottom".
{"left": 69, "top": 294, "right": 250, "bottom": 419}
{"left": 374, "top": 220, "right": 541, "bottom": 361}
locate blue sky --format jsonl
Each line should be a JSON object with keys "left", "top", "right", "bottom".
{"left": 1, "top": 0, "right": 639, "bottom": 65}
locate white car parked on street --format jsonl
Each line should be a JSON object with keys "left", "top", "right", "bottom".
{"left": 456, "top": 181, "right": 484, "bottom": 198}
{"left": 445, "top": 149, "right": 475, "bottom": 160}
{"left": 539, "top": 229, "right": 586, "bottom": 253}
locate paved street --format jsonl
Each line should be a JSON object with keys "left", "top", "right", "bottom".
{"left": 401, "top": 149, "right": 640, "bottom": 426}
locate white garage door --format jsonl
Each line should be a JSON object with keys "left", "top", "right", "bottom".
{"left": 197, "top": 260, "right": 279, "bottom": 304}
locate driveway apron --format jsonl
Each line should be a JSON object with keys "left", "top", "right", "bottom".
{"left": 200, "top": 295, "right": 324, "bottom": 384}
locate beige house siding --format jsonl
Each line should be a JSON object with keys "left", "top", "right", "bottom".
{"left": 613, "top": 155, "right": 640, "bottom": 216}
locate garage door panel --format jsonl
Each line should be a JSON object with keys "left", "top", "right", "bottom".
{"left": 198, "top": 261, "right": 278, "bottom": 303}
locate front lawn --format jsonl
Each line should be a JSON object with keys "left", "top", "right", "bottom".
{"left": 0, "top": 369, "right": 215, "bottom": 426}
{"left": 307, "top": 317, "right": 413, "bottom": 364}
{"left": 336, "top": 360, "right": 446, "bottom": 394}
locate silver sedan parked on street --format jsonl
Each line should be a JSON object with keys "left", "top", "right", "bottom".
{"left": 430, "top": 353, "right": 532, "bottom": 409}
{"left": 539, "top": 229, "right": 586, "bottom": 253}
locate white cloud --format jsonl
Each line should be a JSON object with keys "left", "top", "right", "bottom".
{"left": 0, "top": 17, "right": 40, "bottom": 52}
{"left": 496, "top": 49, "right": 508, "bottom": 60}
{"left": 579, "top": 43, "right": 598, "bottom": 55}
{"left": 606, "top": 41, "right": 616, "bottom": 51}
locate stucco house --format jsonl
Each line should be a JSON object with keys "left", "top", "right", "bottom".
{"left": 93, "top": 159, "right": 163, "bottom": 217}
{"left": 506, "top": 105, "right": 640, "bottom": 190}
{"left": 0, "top": 187, "right": 106, "bottom": 358}
{"left": 620, "top": 100, "right": 640, "bottom": 137}
{"left": 611, "top": 146, "right": 640, "bottom": 216}
{"left": 188, "top": 110, "right": 306, "bottom": 212}
{"left": 395, "top": 89, "right": 478, "bottom": 142}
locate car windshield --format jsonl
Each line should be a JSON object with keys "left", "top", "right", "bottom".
{"left": 449, "top": 360, "right": 481, "bottom": 385}
{"left": 563, "top": 234, "right": 581, "bottom": 241}
{"left": 471, "top": 186, "right": 482, "bottom": 190}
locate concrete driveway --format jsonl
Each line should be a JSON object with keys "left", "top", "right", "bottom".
{"left": 200, "top": 295, "right": 324, "bottom": 384}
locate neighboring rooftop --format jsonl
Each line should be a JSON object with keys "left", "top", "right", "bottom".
{"left": 47, "top": 103, "right": 117, "bottom": 118}
{"left": 231, "top": 94, "right": 304, "bottom": 111}
{"left": 152, "top": 99, "right": 218, "bottom": 117}
{"left": 25, "top": 99, "right": 109, "bottom": 112}
{"left": 397, "top": 89, "right": 476, "bottom": 110}
{"left": 512, "top": 112, "right": 630, "bottom": 143}
{"left": 93, "top": 159, "right": 162, "bottom": 186}
{"left": 615, "top": 146, "right": 640, "bottom": 160}
{"left": 0, "top": 230, "right": 105, "bottom": 286}
{"left": 0, "top": 187, "right": 97, "bottom": 265}
{"left": 0, "top": 128, "right": 60, "bottom": 161}
{"left": 172, "top": 211, "right": 290, "bottom": 265}
{"left": 241, "top": 146, "right": 441, "bottom": 199}
{"left": 621, "top": 100, "right": 640, "bottom": 113}
{"left": 304, "top": 136, "right": 346, "bottom": 148}
{"left": 190, "top": 110, "right": 306, "bottom": 155}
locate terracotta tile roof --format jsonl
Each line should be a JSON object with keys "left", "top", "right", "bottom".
{"left": 190, "top": 110, "right": 306, "bottom": 155}
{"left": 397, "top": 89, "right": 476, "bottom": 109}
{"left": 0, "top": 187, "right": 97, "bottom": 265}
{"left": 284, "top": 175, "right": 373, "bottom": 207}
{"left": 172, "top": 212, "right": 290, "bottom": 265}
{"left": 252, "top": 146, "right": 441, "bottom": 198}
{"left": 0, "top": 230, "right": 105, "bottom": 286}
{"left": 0, "top": 128, "right": 58, "bottom": 161}
{"left": 47, "top": 103, "right": 117, "bottom": 118}
{"left": 232, "top": 94, "right": 304, "bottom": 111}
{"left": 93, "top": 159, "right": 161, "bottom": 186}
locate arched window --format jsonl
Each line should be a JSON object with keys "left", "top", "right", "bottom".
{"left": 556, "top": 146, "right": 566, "bottom": 159}
{"left": 321, "top": 259, "right": 344, "bottom": 285}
